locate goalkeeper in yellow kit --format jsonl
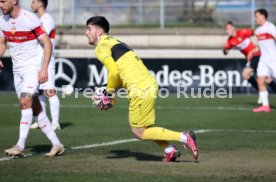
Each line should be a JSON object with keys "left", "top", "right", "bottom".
{"left": 85, "top": 16, "right": 198, "bottom": 162}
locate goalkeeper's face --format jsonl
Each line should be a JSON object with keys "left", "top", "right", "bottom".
{"left": 85, "top": 24, "right": 102, "bottom": 45}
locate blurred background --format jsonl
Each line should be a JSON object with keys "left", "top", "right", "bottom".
{"left": 19, "top": 0, "right": 276, "bottom": 29}
{"left": 15, "top": 0, "right": 276, "bottom": 50}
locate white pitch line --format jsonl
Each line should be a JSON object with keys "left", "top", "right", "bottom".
{"left": 70, "top": 138, "right": 139, "bottom": 150}
{"left": 0, "top": 139, "right": 139, "bottom": 162}
{"left": 0, "top": 153, "right": 33, "bottom": 162}
{"left": 0, "top": 157, "right": 14, "bottom": 162}
{"left": 196, "top": 129, "right": 276, "bottom": 133}
{"left": 1, "top": 129, "right": 276, "bottom": 162}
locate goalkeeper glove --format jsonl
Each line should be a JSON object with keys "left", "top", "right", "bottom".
{"left": 92, "top": 87, "right": 115, "bottom": 110}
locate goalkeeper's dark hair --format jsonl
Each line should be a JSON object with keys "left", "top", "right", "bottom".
{"left": 86, "top": 16, "right": 109, "bottom": 34}
{"left": 255, "top": 9, "right": 268, "bottom": 19}
{"left": 38, "top": 0, "right": 48, "bottom": 9}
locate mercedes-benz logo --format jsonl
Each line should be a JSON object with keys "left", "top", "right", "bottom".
{"left": 55, "top": 58, "right": 77, "bottom": 91}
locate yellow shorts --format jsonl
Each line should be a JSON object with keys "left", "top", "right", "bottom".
{"left": 128, "top": 85, "right": 158, "bottom": 128}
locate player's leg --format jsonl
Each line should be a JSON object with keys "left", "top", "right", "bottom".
{"left": 253, "top": 61, "right": 270, "bottom": 112}
{"left": 39, "top": 90, "right": 47, "bottom": 112}
{"left": 132, "top": 127, "right": 182, "bottom": 142}
{"left": 245, "top": 56, "right": 261, "bottom": 103}
{"left": 266, "top": 61, "right": 276, "bottom": 93}
{"left": 242, "top": 67, "right": 261, "bottom": 104}
{"left": 46, "top": 67, "right": 61, "bottom": 130}
{"left": 129, "top": 86, "right": 198, "bottom": 160}
{"left": 45, "top": 88, "right": 61, "bottom": 130}
{"left": 31, "top": 88, "right": 60, "bottom": 130}
{"left": 256, "top": 76, "right": 269, "bottom": 106}
{"left": 242, "top": 67, "right": 258, "bottom": 91}
{"left": 6, "top": 92, "right": 35, "bottom": 157}
{"left": 155, "top": 140, "right": 181, "bottom": 162}
{"left": 31, "top": 90, "right": 46, "bottom": 129}
{"left": 129, "top": 87, "right": 183, "bottom": 141}
{"left": 32, "top": 95, "right": 64, "bottom": 156}
{"left": 133, "top": 127, "right": 197, "bottom": 154}
{"left": 128, "top": 87, "right": 181, "bottom": 161}
{"left": 131, "top": 127, "right": 182, "bottom": 161}
{"left": 154, "top": 140, "right": 170, "bottom": 150}
{"left": 32, "top": 89, "right": 60, "bottom": 132}
{"left": 5, "top": 72, "right": 35, "bottom": 156}
{"left": 131, "top": 126, "right": 197, "bottom": 160}
{"left": 33, "top": 67, "right": 61, "bottom": 130}
{"left": 266, "top": 78, "right": 276, "bottom": 92}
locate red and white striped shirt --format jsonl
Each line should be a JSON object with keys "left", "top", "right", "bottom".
{"left": 224, "top": 28, "right": 261, "bottom": 59}
{"left": 0, "top": 9, "right": 46, "bottom": 73}
{"left": 255, "top": 21, "right": 276, "bottom": 62}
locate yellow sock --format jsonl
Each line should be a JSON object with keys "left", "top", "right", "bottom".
{"left": 142, "top": 127, "right": 180, "bottom": 141}
{"left": 154, "top": 140, "right": 170, "bottom": 149}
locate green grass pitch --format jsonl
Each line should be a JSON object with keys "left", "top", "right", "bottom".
{"left": 0, "top": 92, "right": 276, "bottom": 181}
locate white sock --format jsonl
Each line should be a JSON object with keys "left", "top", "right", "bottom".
{"left": 39, "top": 94, "right": 47, "bottom": 113}
{"left": 49, "top": 95, "right": 60, "bottom": 125}
{"left": 180, "top": 133, "right": 188, "bottom": 143}
{"left": 164, "top": 144, "right": 174, "bottom": 153}
{"left": 260, "top": 91, "right": 269, "bottom": 106}
{"left": 37, "top": 111, "right": 61, "bottom": 146}
{"left": 16, "top": 109, "right": 33, "bottom": 149}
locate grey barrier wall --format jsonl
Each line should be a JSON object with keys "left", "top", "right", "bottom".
{"left": 0, "top": 57, "right": 255, "bottom": 93}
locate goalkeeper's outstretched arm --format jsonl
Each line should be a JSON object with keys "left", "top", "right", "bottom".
{"left": 103, "top": 57, "right": 123, "bottom": 91}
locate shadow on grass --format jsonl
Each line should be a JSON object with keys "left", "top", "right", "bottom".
{"left": 28, "top": 144, "right": 52, "bottom": 153}
{"left": 270, "top": 105, "right": 276, "bottom": 109}
{"left": 60, "top": 122, "right": 73, "bottom": 129}
{"left": 107, "top": 150, "right": 162, "bottom": 161}
{"left": 107, "top": 150, "right": 199, "bottom": 163}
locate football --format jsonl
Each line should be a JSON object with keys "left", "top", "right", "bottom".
{"left": 92, "top": 87, "right": 116, "bottom": 110}
{"left": 91, "top": 87, "right": 106, "bottom": 105}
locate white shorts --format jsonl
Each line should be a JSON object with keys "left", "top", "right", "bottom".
{"left": 257, "top": 60, "right": 276, "bottom": 78}
{"left": 14, "top": 70, "right": 39, "bottom": 98}
{"left": 39, "top": 67, "right": 56, "bottom": 90}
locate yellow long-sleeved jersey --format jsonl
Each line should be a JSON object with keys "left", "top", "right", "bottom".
{"left": 95, "top": 35, "right": 156, "bottom": 92}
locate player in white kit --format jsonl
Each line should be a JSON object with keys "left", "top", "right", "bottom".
{"left": 250, "top": 9, "right": 276, "bottom": 112}
{"left": 30, "top": 0, "right": 61, "bottom": 131}
{"left": 0, "top": 0, "right": 64, "bottom": 157}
